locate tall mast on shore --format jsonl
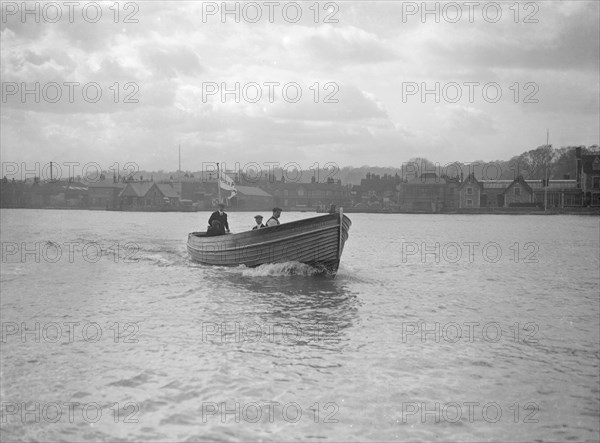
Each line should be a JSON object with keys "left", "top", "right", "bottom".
{"left": 217, "top": 163, "right": 221, "bottom": 204}
{"left": 544, "top": 129, "right": 549, "bottom": 212}
{"left": 178, "top": 144, "right": 181, "bottom": 173}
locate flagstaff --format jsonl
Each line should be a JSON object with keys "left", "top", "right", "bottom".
{"left": 217, "top": 162, "right": 221, "bottom": 205}
{"left": 545, "top": 129, "right": 549, "bottom": 212}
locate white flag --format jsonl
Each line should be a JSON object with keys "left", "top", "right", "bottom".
{"left": 219, "top": 170, "right": 237, "bottom": 199}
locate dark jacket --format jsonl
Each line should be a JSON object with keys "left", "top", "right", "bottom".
{"left": 208, "top": 211, "right": 229, "bottom": 231}
{"left": 252, "top": 223, "right": 265, "bottom": 230}
{"left": 206, "top": 220, "right": 225, "bottom": 236}
{"left": 206, "top": 226, "right": 224, "bottom": 236}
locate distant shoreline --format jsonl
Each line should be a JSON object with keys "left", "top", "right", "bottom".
{"left": 1, "top": 206, "right": 599, "bottom": 216}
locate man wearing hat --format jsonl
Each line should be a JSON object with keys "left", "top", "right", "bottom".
{"left": 208, "top": 203, "right": 230, "bottom": 233}
{"left": 265, "top": 207, "right": 282, "bottom": 227}
{"left": 252, "top": 215, "right": 264, "bottom": 230}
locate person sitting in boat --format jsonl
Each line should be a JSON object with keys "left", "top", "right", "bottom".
{"left": 252, "top": 215, "right": 264, "bottom": 230}
{"left": 265, "top": 207, "right": 282, "bottom": 227}
{"left": 208, "top": 203, "right": 230, "bottom": 233}
{"left": 206, "top": 220, "right": 225, "bottom": 236}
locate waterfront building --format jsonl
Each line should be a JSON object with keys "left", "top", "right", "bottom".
{"left": 156, "top": 183, "right": 181, "bottom": 205}
{"left": 575, "top": 147, "right": 600, "bottom": 206}
{"left": 0, "top": 178, "right": 27, "bottom": 207}
{"left": 477, "top": 180, "right": 514, "bottom": 207}
{"left": 230, "top": 186, "right": 274, "bottom": 211}
{"left": 477, "top": 176, "right": 534, "bottom": 208}
{"left": 22, "top": 180, "right": 89, "bottom": 208}
{"left": 354, "top": 173, "right": 401, "bottom": 209}
{"left": 458, "top": 174, "right": 483, "bottom": 208}
{"left": 87, "top": 178, "right": 125, "bottom": 209}
{"left": 397, "top": 173, "right": 459, "bottom": 212}
{"left": 118, "top": 181, "right": 181, "bottom": 208}
{"left": 466, "top": 176, "right": 580, "bottom": 209}
{"left": 527, "top": 179, "right": 581, "bottom": 208}
{"left": 262, "top": 177, "right": 350, "bottom": 211}
{"left": 502, "top": 176, "right": 535, "bottom": 206}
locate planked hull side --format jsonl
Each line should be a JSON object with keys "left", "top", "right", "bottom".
{"left": 187, "top": 213, "right": 351, "bottom": 273}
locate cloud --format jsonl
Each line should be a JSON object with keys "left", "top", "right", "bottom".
{"left": 139, "top": 45, "right": 204, "bottom": 80}
{"left": 266, "top": 84, "right": 388, "bottom": 121}
{"left": 437, "top": 105, "right": 497, "bottom": 134}
{"left": 0, "top": 1, "right": 598, "bottom": 168}
{"left": 421, "top": 2, "right": 599, "bottom": 73}
{"left": 291, "top": 25, "right": 399, "bottom": 65}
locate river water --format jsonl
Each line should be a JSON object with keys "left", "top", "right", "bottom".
{"left": 1, "top": 209, "right": 598, "bottom": 442}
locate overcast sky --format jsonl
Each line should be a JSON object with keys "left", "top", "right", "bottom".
{"left": 1, "top": 1, "right": 599, "bottom": 174}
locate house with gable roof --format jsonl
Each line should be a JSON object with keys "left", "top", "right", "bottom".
{"left": 503, "top": 175, "right": 534, "bottom": 206}
{"left": 478, "top": 176, "right": 534, "bottom": 208}
{"left": 458, "top": 173, "right": 483, "bottom": 208}
{"left": 118, "top": 181, "right": 181, "bottom": 208}
{"left": 156, "top": 183, "right": 181, "bottom": 205}
{"left": 232, "top": 185, "right": 274, "bottom": 210}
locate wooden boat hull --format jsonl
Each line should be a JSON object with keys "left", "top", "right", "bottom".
{"left": 187, "top": 213, "right": 351, "bottom": 274}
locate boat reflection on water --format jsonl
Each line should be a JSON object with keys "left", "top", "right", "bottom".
{"left": 199, "top": 262, "right": 361, "bottom": 350}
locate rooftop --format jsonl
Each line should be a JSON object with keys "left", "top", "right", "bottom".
{"left": 156, "top": 183, "right": 180, "bottom": 198}
{"left": 236, "top": 186, "right": 272, "bottom": 197}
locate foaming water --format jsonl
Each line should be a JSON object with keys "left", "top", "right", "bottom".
{"left": 0, "top": 209, "right": 598, "bottom": 442}
{"left": 240, "top": 261, "right": 323, "bottom": 277}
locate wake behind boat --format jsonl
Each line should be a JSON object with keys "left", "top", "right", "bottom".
{"left": 187, "top": 211, "right": 351, "bottom": 275}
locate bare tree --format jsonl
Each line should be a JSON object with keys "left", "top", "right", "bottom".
{"left": 513, "top": 145, "right": 556, "bottom": 179}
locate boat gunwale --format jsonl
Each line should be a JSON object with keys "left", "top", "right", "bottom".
{"left": 187, "top": 224, "right": 345, "bottom": 253}
{"left": 188, "top": 213, "right": 351, "bottom": 242}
